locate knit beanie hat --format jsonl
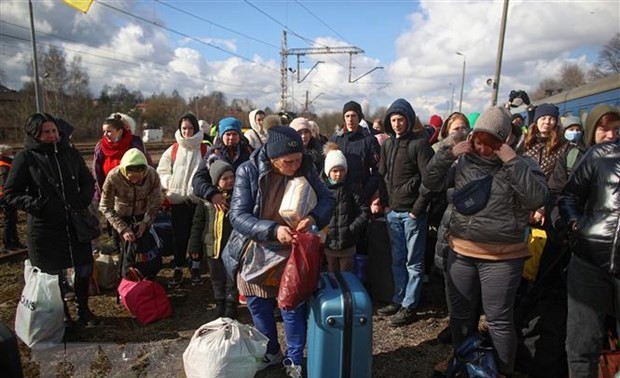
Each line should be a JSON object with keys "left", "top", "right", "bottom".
{"left": 209, "top": 159, "right": 234, "bottom": 184}
{"left": 562, "top": 115, "right": 582, "bottom": 130}
{"left": 534, "top": 103, "right": 559, "bottom": 123}
{"left": 265, "top": 126, "right": 304, "bottom": 159}
{"left": 262, "top": 114, "right": 282, "bottom": 131}
{"left": 289, "top": 117, "right": 311, "bottom": 132}
{"left": 429, "top": 115, "right": 443, "bottom": 129}
{"left": 218, "top": 117, "right": 242, "bottom": 137}
{"left": 342, "top": 101, "right": 364, "bottom": 120}
{"left": 324, "top": 150, "right": 348, "bottom": 177}
{"left": 472, "top": 106, "right": 511, "bottom": 142}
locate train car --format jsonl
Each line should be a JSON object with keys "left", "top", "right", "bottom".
{"left": 512, "top": 73, "right": 620, "bottom": 125}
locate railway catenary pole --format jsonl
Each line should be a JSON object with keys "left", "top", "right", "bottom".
{"left": 492, "top": 0, "right": 509, "bottom": 106}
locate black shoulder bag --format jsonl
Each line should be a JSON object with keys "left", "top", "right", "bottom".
{"left": 451, "top": 166, "right": 500, "bottom": 216}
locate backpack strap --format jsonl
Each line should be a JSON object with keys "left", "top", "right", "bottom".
{"left": 171, "top": 142, "right": 208, "bottom": 164}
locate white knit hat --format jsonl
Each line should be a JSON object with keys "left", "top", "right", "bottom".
{"left": 324, "top": 150, "right": 348, "bottom": 176}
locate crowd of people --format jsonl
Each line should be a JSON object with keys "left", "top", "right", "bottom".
{"left": 1, "top": 97, "right": 619, "bottom": 378}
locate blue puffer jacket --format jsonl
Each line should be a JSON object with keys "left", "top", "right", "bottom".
{"left": 222, "top": 147, "right": 335, "bottom": 279}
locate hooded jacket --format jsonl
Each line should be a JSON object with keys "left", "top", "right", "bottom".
{"left": 99, "top": 149, "right": 162, "bottom": 234}
{"left": 4, "top": 118, "right": 95, "bottom": 272}
{"left": 424, "top": 147, "right": 548, "bottom": 249}
{"left": 378, "top": 98, "right": 435, "bottom": 215}
{"left": 221, "top": 146, "right": 335, "bottom": 281}
{"left": 157, "top": 120, "right": 205, "bottom": 204}
{"left": 559, "top": 138, "right": 620, "bottom": 276}
{"left": 244, "top": 109, "right": 268, "bottom": 149}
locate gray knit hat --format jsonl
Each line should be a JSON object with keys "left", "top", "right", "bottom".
{"left": 472, "top": 106, "right": 511, "bottom": 142}
{"left": 209, "top": 159, "right": 233, "bottom": 184}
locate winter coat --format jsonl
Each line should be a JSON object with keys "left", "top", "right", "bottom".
{"left": 192, "top": 138, "right": 253, "bottom": 201}
{"left": 221, "top": 147, "right": 335, "bottom": 280}
{"left": 306, "top": 138, "right": 325, "bottom": 174}
{"left": 4, "top": 134, "right": 95, "bottom": 273}
{"left": 559, "top": 139, "right": 620, "bottom": 277}
{"left": 325, "top": 179, "right": 369, "bottom": 251}
{"left": 0, "top": 156, "right": 12, "bottom": 203}
{"left": 93, "top": 133, "right": 152, "bottom": 200}
{"left": 156, "top": 128, "right": 204, "bottom": 204}
{"left": 379, "top": 98, "right": 435, "bottom": 215}
{"left": 424, "top": 147, "right": 548, "bottom": 247}
{"left": 244, "top": 109, "right": 268, "bottom": 149}
{"left": 99, "top": 149, "right": 162, "bottom": 234}
{"left": 329, "top": 126, "right": 380, "bottom": 201}
{"left": 187, "top": 196, "right": 233, "bottom": 259}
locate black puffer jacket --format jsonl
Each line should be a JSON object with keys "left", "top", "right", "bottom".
{"left": 559, "top": 139, "right": 620, "bottom": 276}
{"left": 325, "top": 179, "right": 370, "bottom": 251}
{"left": 4, "top": 127, "right": 95, "bottom": 273}
{"left": 379, "top": 98, "right": 435, "bottom": 215}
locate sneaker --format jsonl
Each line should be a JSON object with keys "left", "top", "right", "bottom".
{"left": 168, "top": 269, "right": 183, "bottom": 288}
{"left": 377, "top": 302, "right": 401, "bottom": 316}
{"left": 389, "top": 307, "right": 417, "bottom": 327}
{"left": 190, "top": 269, "right": 203, "bottom": 286}
{"left": 256, "top": 350, "right": 283, "bottom": 371}
{"left": 238, "top": 294, "right": 247, "bottom": 305}
{"left": 283, "top": 358, "right": 302, "bottom": 378}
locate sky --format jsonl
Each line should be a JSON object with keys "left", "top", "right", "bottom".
{"left": 0, "top": 0, "right": 618, "bottom": 122}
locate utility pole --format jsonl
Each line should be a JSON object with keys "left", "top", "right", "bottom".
{"left": 492, "top": 0, "right": 509, "bottom": 106}
{"left": 279, "top": 31, "right": 377, "bottom": 112}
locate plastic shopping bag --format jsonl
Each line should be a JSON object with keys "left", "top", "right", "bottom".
{"left": 15, "top": 260, "right": 65, "bottom": 349}
{"left": 183, "top": 318, "right": 269, "bottom": 378}
{"left": 523, "top": 227, "right": 547, "bottom": 282}
{"left": 278, "top": 232, "right": 322, "bottom": 310}
{"left": 279, "top": 176, "right": 317, "bottom": 228}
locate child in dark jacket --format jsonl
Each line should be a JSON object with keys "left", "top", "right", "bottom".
{"left": 322, "top": 143, "right": 370, "bottom": 272}
{"left": 187, "top": 159, "right": 238, "bottom": 318}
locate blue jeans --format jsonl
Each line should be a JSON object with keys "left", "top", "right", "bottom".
{"left": 567, "top": 254, "right": 620, "bottom": 378}
{"left": 385, "top": 211, "right": 427, "bottom": 309}
{"left": 246, "top": 296, "right": 307, "bottom": 365}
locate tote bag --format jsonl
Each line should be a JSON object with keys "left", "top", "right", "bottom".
{"left": 15, "top": 260, "right": 64, "bottom": 349}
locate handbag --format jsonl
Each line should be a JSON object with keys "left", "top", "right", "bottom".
{"left": 452, "top": 171, "right": 498, "bottom": 216}
{"left": 277, "top": 232, "right": 322, "bottom": 310}
{"left": 182, "top": 318, "right": 269, "bottom": 378}
{"left": 118, "top": 269, "right": 172, "bottom": 325}
{"left": 14, "top": 260, "right": 65, "bottom": 349}
{"left": 70, "top": 207, "right": 101, "bottom": 243}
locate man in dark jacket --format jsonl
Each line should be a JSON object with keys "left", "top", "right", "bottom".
{"left": 376, "top": 98, "right": 435, "bottom": 327}
{"left": 329, "top": 101, "right": 380, "bottom": 203}
{"left": 559, "top": 106, "right": 620, "bottom": 378}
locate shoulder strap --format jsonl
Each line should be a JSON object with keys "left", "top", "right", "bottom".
{"left": 566, "top": 147, "right": 579, "bottom": 171}
{"left": 252, "top": 128, "right": 263, "bottom": 146}
{"left": 171, "top": 143, "right": 179, "bottom": 163}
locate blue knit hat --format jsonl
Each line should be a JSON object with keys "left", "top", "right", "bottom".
{"left": 218, "top": 117, "right": 242, "bottom": 137}
{"left": 265, "top": 126, "right": 304, "bottom": 159}
{"left": 534, "top": 103, "right": 559, "bottom": 123}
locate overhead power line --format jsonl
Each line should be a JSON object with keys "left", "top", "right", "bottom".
{"left": 97, "top": 0, "right": 279, "bottom": 73}
{"left": 294, "top": 0, "right": 352, "bottom": 45}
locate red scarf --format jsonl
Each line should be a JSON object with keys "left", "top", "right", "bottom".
{"left": 101, "top": 130, "right": 133, "bottom": 176}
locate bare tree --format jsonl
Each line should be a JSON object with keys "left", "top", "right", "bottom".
{"left": 532, "top": 77, "right": 562, "bottom": 101}
{"left": 559, "top": 63, "right": 586, "bottom": 90}
{"left": 590, "top": 33, "right": 620, "bottom": 79}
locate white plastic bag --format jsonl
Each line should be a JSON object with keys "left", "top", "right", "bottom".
{"left": 15, "top": 260, "right": 65, "bottom": 349}
{"left": 183, "top": 317, "right": 269, "bottom": 378}
{"left": 279, "top": 176, "right": 317, "bottom": 228}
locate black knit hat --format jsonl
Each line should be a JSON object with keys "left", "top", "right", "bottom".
{"left": 534, "top": 103, "right": 559, "bottom": 123}
{"left": 342, "top": 101, "right": 364, "bottom": 120}
{"left": 209, "top": 159, "right": 234, "bottom": 184}
{"left": 265, "top": 126, "right": 304, "bottom": 159}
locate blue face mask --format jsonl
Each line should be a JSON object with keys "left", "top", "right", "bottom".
{"left": 564, "top": 130, "right": 582, "bottom": 142}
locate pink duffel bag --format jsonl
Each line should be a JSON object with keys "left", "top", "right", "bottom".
{"left": 118, "top": 269, "right": 172, "bottom": 325}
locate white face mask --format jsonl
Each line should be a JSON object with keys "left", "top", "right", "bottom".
{"left": 564, "top": 130, "right": 582, "bottom": 142}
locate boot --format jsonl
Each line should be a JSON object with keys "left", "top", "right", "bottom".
{"left": 215, "top": 299, "right": 226, "bottom": 318}
{"left": 75, "top": 276, "right": 100, "bottom": 326}
{"left": 224, "top": 296, "right": 238, "bottom": 319}
{"left": 59, "top": 275, "right": 75, "bottom": 331}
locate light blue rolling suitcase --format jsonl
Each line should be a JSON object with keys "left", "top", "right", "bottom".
{"left": 307, "top": 271, "right": 372, "bottom": 378}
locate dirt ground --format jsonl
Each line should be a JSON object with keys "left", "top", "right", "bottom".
{"left": 0, "top": 209, "right": 456, "bottom": 378}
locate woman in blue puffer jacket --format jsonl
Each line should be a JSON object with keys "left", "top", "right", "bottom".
{"left": 222, "top": 126, "right": 334, "bottom": 378}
